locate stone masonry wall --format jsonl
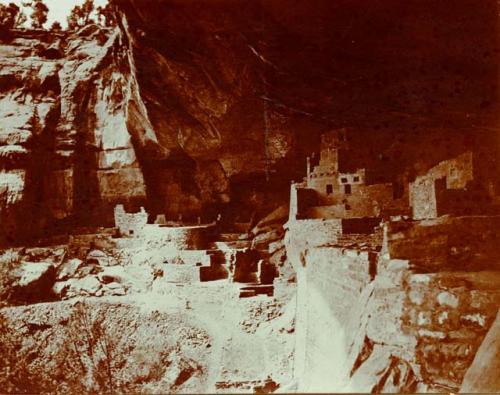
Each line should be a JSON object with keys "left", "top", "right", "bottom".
{"left": 114, "top": 204, "right": 148, "bottom": 236}
{"left": 286, "top": 213, "right": 500, "bottom": 392}
{"left": 402, "top": 271, "right": 500, "bottom": 390}
{"left": 285, "top": 219, "right": 342, "bottom": 266}
{"left": 460, "top": 310, "right": 500, "bottom": 393}
{"left": 292, "top": 246, "right": 372, "bottom": 392}
{"left": 299, "top": 183, "right": 408, "bottom": 220}
{"left": 139, "top": 224, "right": 214, "bottom": 250}
{"left": 410, "top": 152, "right": 473, "bottom": 219}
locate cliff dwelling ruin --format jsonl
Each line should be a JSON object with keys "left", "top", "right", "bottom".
{"left": 0, "top": 0, "right": 499, "bottom": 393}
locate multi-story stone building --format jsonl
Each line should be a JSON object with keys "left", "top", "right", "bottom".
{"left": 290, "top": 129, "right": 408, "bottom": 222}
{"left": 409, "top": 151, "right": 498, "bottom": 219}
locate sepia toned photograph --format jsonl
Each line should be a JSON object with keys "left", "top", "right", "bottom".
{"left": 0, "top": 0, "right": 499, "bottom": 393}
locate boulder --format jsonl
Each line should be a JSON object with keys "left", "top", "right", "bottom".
{"left": 52, "top": 281, "right": 71, "bottom": 298}
{"left": 76, "top": 263, "right": 103, "bottom": 277}
{"left": 57, "top": 258, "right": 84, "bottom": 280}
{"left": 349, "top": 345, "right": 417, "bottom": 393}
{"left": 11, "top": 261, "right": 56, "bottom": 303}
{"left": 86, "top": 249, "right": 119, "bottom": 267}
{"left": 87, "top": 249, "right": 107, "bottom": 258}
{"left": 102, "top": 282, "right": 127, "bottom": 296}
{"left": 97, "top": 265, "right": 127, "bottom": 284}
{"left": 86, "top": 249, "right": 110, "bottom": 266}
{"left": 15, "top": 262, "right": 53, "bottom": 287}
{"left": 66, "top": 276, "right": 102, "bottom": 297}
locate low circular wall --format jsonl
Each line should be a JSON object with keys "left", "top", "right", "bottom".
{"left": 140, "top": 223, "right": 215, "bottom": 250}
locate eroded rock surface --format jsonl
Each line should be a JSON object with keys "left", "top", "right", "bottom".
{"left": 460, "top": 310, "right": 500, "bottom": 393}
{"left": 4, "top": 0, "right": 498, "bottom": 244}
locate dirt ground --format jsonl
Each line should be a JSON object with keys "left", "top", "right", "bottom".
{"left": 2, "top": 280, "right": 296, "bottom": 394}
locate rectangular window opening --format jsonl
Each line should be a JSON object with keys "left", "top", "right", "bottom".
{"left": 326, "top": 184, "right": 333, "bottom": 195}
{"left": 344, "top": 184, "right": 351, "bottom": 194}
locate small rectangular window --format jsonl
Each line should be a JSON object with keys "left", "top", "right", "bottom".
{"left": 344, "top": 184, "right": 351, "bottom": 194}
{"left": 353, "top": 176, "right": 360, "bottom": 182}
{"left": 341, "top": 177, "right": 348, "bottom": 183}
{"left": 326, "top": 184, "right": 333, "bottom": 195}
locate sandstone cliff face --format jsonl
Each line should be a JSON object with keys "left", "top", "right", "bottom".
{"left": 2, "top": 0, "right": 498, "bottom": 244}
{"left": 0, "top": 24, "right": 240, "bottom": 244}
{"left": 0, "top": 19, "right": 297, "bottom": 244}
{"left": 114, "top": 0, "right": 500, "bottom": 181}
{"left": 0, "top": 26, "right": 151, "bottom": 243}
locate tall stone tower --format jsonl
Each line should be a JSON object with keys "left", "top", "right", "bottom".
{"left": 318, "top": 128, "right": 348, "bottom": 173}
